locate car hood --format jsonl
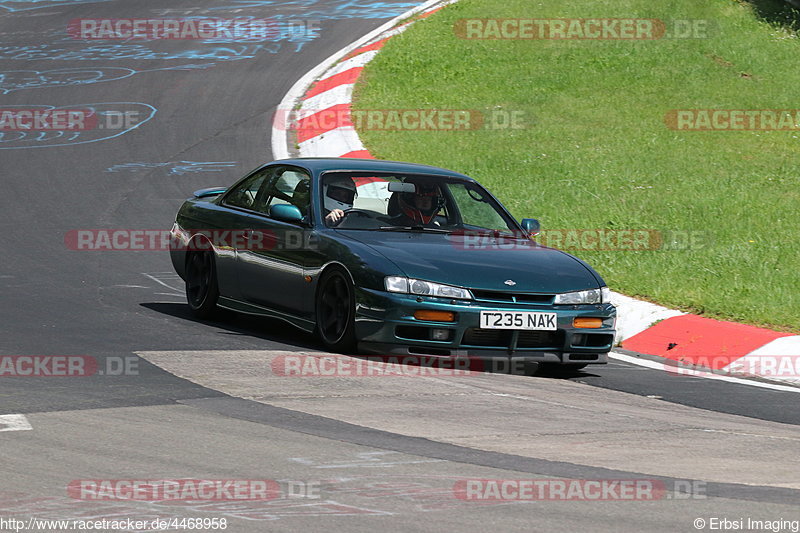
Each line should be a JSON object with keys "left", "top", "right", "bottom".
{"left": 342, "top": 231, "right": 603, "bottom": 293}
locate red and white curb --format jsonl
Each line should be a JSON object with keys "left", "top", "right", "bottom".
{"left": 613, "top": 294, "right": 800, "bottom": 387}
{"left": 271, "top": 0, "right": 453, "bottom": 160}
{"left": 271, "top": 1, "right": 800, "bottom": 387}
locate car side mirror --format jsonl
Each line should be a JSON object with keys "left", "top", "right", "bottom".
{"left": 521, "top": 218, "right": 540, "bottom": 237}
{"left": 270, "top": 204, "right": 304, "bottom": 223}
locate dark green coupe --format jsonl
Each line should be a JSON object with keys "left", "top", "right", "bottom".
{"left": 170, "top": 158, "right": 616, "bottom": 369}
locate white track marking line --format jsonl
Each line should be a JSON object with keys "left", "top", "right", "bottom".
{"left": 0, "top": 414, "right": 32, "bottom": 432}
{"left": 143, "top": 273, "right": 182, "bottom": 293}
{"left": 723, "top": 337, "right": 800, "bottom": 386}
{"left": 610, "top": 352, "right": 800, "bottom": 393}
{"left": 690, "top": 428, "right": 800, "bottom": 442}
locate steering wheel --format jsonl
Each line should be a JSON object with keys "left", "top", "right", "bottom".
{"left": 341, "top": 209, "right": 374, "bottom": 218}
{"left": 331, "top": 208, "right": 378, "bottom": 229}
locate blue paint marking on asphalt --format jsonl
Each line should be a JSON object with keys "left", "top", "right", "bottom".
{"left": 106, "top": 161, "right": 238, "bottom": 175}
{"left": 0, "top": 44, "right": 269, "bottom": 61}
{"left": 0, "top": 64, "right": 214, "bottom": 94}
{"left": 1, "top": 0, "right": 418, "bottom": 14}
{"left": 0, "top": 0, "right": 112, "bottom": 12}
{"left": 208, "top": 0, "right": 419, "bottom": 18}
{"left": 185, "top": 18, "right": 322, "bottom": 51}
{"left": 0, "top": 0, "right": 419, "bottom": 58}
{"left": 0, "top": 102, "right": 157, "bottom": 150}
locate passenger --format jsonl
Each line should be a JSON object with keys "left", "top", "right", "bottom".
{"left": 391, "top": 182, "right": 444, "bottom": 226}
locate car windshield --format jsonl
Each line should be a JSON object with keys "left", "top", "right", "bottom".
{"left": 320, "top": 172, "right": 520, "bottom": 234}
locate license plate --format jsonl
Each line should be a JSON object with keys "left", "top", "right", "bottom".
{"left": 479, "top": 311, "right": 557, "bottom": 330}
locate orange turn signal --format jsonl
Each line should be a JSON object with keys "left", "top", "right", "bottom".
{"left": 573, "top": 317, "right": 603, "bottom": 329}
{"left": 414, "top": 310, "right": 456, "bottom": 322}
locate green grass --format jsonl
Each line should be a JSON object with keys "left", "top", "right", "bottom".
{"left": 352, "top": 0, "right": 800, "bottom": 331}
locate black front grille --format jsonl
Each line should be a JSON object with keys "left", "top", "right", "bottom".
{"left": 462, "top": 328, "right": 562, "bottom": 349}
{"left": 395, "top": 326, "right": 430, "bottom": 340}
{"left": 517, "top": 330, "right": 561, "bottom": 348}
{"left": 462, "top": 328, "right": 509, "bottom": 347}
{"left": 395, "top": 325, "right": 454, "bottom": 342}
{"left": 471, "top": 290, "right": 553, "bottom": 305}
{"left": 570, "top": 333, "right": 614, "bottom": 348}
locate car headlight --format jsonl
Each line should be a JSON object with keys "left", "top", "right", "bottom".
{"left": 385, "top": 276, "right": 472, "bottom": 300}
{"left": 601, "top": 287, "right": 612, "bottom": 303}
{"left": 554, "top": 287, "right": 611, "bottom": 305}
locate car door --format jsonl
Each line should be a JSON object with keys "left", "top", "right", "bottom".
{"left": 234, "top": 165, "right": 316, "bottom": 315}
{"left": 207, "top": 165, "right": 275, "bottom": 300}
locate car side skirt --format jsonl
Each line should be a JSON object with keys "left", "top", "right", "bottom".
{"left": 218, "top": 296, "right": 316, "bottom": 333}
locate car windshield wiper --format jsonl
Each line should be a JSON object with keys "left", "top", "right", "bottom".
{"left": 377, "top": 225, "right": 451, "bottom": 233}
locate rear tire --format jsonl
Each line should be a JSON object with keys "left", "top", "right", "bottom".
{"left": 315, "top": 267, "right": 356, "bottom": 353}
{"left": 185, "top": 250, "right": 219, "bottom": 319}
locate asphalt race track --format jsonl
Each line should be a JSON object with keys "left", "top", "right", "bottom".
{"left": 1, "top": 1, "right": 798, "bottom": 532}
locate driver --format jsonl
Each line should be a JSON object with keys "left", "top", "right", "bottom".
{"left": 393, "top": 181, "right": 444, "bottom": 226}
{"left": 323, "top": 175, "right": 357, "bottom": 226}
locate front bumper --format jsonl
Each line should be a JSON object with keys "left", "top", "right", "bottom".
{"left": 354, "top": 288, "right": 616, "bottom": 364}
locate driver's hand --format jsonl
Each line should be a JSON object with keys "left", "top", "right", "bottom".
{"left": 325, "top": 209, "right": 345, "bottom": 225}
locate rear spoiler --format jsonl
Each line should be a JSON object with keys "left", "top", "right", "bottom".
{"left": 193, "top": 187, "right": 228, "bottom": 199}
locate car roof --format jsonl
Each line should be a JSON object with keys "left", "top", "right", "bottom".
{"left": 269, "top": 157, "right": 474, "bottom": 180}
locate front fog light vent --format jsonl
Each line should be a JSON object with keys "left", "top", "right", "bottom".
{"left": 431, "top": 329, "right": 452, "bottom": 341}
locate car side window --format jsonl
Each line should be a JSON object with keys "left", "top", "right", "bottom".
{"left": 223, "top": 168, "right": 272, "bottom": 211}
{"left": 263, "top": 168, "right": 312, "bottom": 218}
{"left": 447, "top": 183, "right": 512, "bottom": 231}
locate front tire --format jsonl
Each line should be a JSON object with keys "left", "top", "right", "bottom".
{"left": 315, "top": 267, "right": 356, "bottom": 353}
{"left": 185, "top": 250, "right": 219, "bottom": 319}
